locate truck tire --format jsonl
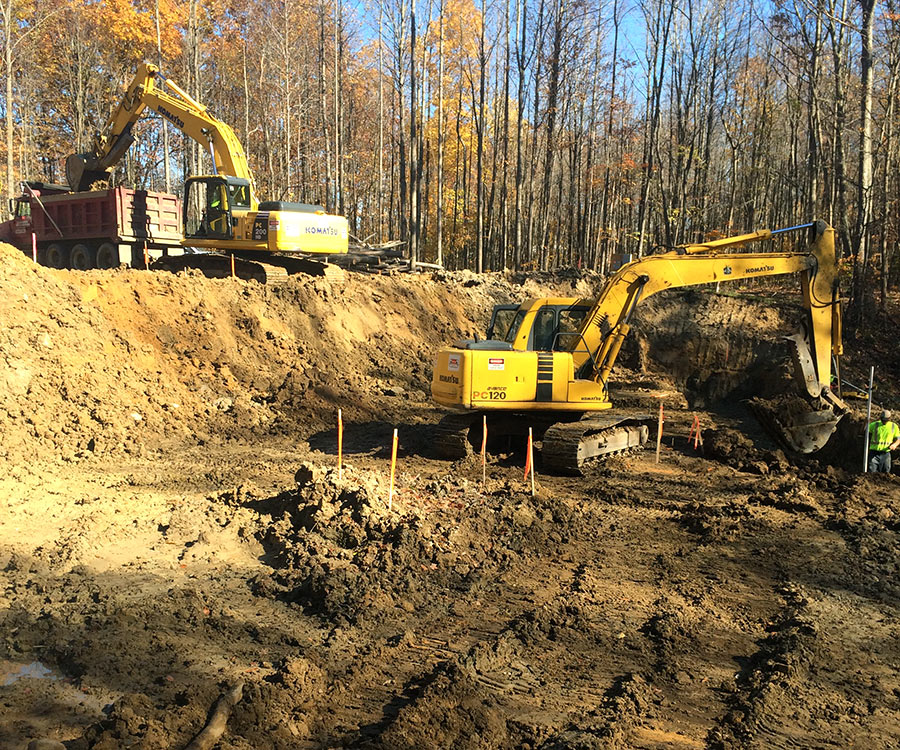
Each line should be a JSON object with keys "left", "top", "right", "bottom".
{"left": 70, "top": 243, "right": 94, "bottom": 270}
{"left": 45, "top": 243, "right": 68, "bottom": 269}
{"left": 95, "top": 242, "right": 118, "bottom": 269}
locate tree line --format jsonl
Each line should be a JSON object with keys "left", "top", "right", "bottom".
{"left": 1, "top": 0, "right": 898, "bottom": 317}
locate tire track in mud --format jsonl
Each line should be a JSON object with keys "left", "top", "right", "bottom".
{"left": 349, "top": 476, "right": 720, "bottom": 749}
{"left": 332, "top": 451, "right": 812, "bottom": 749}
{"left": 300, "top": 464, "right": 900, "bottom": 749}
{"left": 706, "top": 584, "right": 815, "bottom": 750}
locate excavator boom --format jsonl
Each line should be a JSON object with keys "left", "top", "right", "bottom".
{"left": 66, "top": 63, "right": 253, "bottom": 196}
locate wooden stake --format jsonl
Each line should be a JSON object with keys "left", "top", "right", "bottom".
{"left": 481, "top": 415, "right": 487, "bottom": 488}
{"left": 337, "top": 408, "right": 343, "bottom": 480}
{"left": 655, "top": 401, "right": 664, "bottom": 464}
{"left": 230, "top": 253, "right": 236, "bottom": 279}
{"left": 143, "top": 241, "right": 149, "bottom": 269}
{"left": 524, "top": 428, "right": 532, "bottom": 481}
{"left": 31, "top": 233, "right": 37, "bottom": 263}
{"left": 524, "top": 427, "right": 535, "bottom": 496}
{"left": 389, "top": 428, "right": 398, "bottom": 511}
{"left": 688, "top": 414, "right": 701, "bottom": 450}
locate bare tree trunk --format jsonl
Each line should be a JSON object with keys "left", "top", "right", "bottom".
{"left": 853, "top": 0, "right": 877, "bottom": 324}
{"left": 319, "top": 1, "right": 332, "bottom": 210}
{"left": 409, "top": 0, "right": 418, "bottom": 266}
{"left": 475, "top": 0, "right": 487, "bottom": 272}
{"left": 379, "top": 2, "right": 385, "bottom": 242}
{"left": 435, "top": 0, "right": 444, "bottom": 265}
{"left": 513, "top": 0, "right": 528, "bottom": 267}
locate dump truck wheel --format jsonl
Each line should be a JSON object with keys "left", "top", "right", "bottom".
{"left": 95, "top": 242, "right": 118, "bottom": 269}
{"left": 70, "top": 243, "right": 94, "bottom": 270}
{"left": 45, "top": 243, "right": 67, "bottom": 268}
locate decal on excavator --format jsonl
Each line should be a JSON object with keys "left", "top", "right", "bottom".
{"left": 156, "top": 105, "right": 185, "bottom": 129}
{"left": 252, "top": 214, "right": 268, "bottom": 241}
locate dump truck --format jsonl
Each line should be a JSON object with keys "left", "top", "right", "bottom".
{"left": 0, "top": 181, "right": 182, "bottom": 269}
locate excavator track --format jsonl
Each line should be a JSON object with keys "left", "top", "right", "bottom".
{"left": 434, "top": 413, "right": 477, "bottom": 459}
{"left": 542, "top": 416, "right": 651, "bottom": 475}
{"left": 432, "top": 412, "right": 581, "bottom": 461}
{"left": 154, "top": 252, "right": 345, "bottom": 282}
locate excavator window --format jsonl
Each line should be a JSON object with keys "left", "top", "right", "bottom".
{"left": 207, "top": 184, "right": 231, "bottom": 237}
{"left": 504, "top": 310, "right": 527, "bottom": 343}
{"left": 532, "top": 308, "right": 557, "bottom": 351}
{"left": 529, "top": 305, "right": 591, "bottom": 351}
{"left": 183, "top": 178, "right": 233, "bottom": 240}
{"left": 487, "top": 305, "right": 520, "bottom": 341}
{"left": 227, "top": 182, "right": 251, "bottom": 210}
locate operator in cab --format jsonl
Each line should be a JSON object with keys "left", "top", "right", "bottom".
{"left": 868, "top": 409, "right": 900, "bottom": 473}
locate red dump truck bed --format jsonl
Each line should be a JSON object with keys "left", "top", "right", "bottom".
{"left": 0, "top": 183, "right": 183, "bottom": 269}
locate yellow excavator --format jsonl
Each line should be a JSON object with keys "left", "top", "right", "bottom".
{"left": 431, "top": 221, "right": 847, "bottom": 473}
{"left": 65, "top": 63, "right": 348, "bottom": 260}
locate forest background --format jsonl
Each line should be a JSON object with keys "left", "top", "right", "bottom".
{"left": 1, "top": 0, "right": 897, "bottom": 320}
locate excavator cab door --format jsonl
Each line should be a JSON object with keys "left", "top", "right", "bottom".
{"left": 184, "top": 176, "right": 234, "bottom": 241}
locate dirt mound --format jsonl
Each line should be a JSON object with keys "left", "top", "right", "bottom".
{"left": 702, "top": 427, "right": 789, "bottom": 474}
{"left": 0, "top": 244, "right": 602, "bottom": 465}
{"left": 2, "top": 247, "right": 835, "bottom": 469}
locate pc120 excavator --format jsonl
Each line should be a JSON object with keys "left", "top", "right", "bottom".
{"left": 65, "top": 63, "right": 348, "bottom": 265}
{"left": 431, "top": 220, "right": 847, "bottom": 473}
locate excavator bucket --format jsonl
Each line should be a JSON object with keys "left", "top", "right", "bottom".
{"left": 750, "top": 395, "right": 843, "bottom": 453}
{"left": 750, "top": 328, "right": 846, "bottom": 453}
{"left": 65, "top": 154, "right": 110, "bottom": 193}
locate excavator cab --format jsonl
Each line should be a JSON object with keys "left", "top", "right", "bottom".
{"left": 184, "top": 175, "right": 251, "bottom": 241}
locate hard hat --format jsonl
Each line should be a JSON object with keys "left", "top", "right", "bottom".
{"left": 882, "top": 409, "right": 892, "bottom": 420}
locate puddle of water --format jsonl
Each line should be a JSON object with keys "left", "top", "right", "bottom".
{"left": 1, "top": 660, "right": 60, "bottom": 686}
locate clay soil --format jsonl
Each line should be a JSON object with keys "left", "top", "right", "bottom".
{"left": 1, "top": 244, "right": 899, "bottom": 749}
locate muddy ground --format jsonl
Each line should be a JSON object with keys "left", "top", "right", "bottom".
{"left": 1, "top": 244, "right": 899, "bottom": 749}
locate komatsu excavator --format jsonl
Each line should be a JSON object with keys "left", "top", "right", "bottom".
{"left": 65, "top": 63, "right": 348, "bottom": 260}
{"left": 431, "top": 221, "right": 847, "bottom": 473}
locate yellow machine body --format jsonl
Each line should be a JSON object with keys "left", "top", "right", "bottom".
{"left": 432, "top": 302, "right": 612, "bottom": 411}
{"left": 432, "top": 222, "right": 845, "bottom": 424}
{"left": 183, "top": 175, "right": 348, "bottom": 255}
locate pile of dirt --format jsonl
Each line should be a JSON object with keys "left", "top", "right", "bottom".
{"left": 702, "top": 427, "right": 790, "bottom": 474}
{"left": 0, "top": 245, "right": 599, "bottom": 465}
{"left": 245, "top": 461, "right": 572, "bottom": 626}
{"left": 4, "top": 243, "right": 859, "bottom": 470}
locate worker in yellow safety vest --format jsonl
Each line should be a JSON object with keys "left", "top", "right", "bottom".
{"left": 868, "top": 409, "right": 900, "bottom": 473}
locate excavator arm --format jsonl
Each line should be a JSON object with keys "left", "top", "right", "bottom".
{"left": 567, "top": 221, "right": 840, "bottom": 403}
{"left": 66, "top": 63, "right": 254, "bottom": 200}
